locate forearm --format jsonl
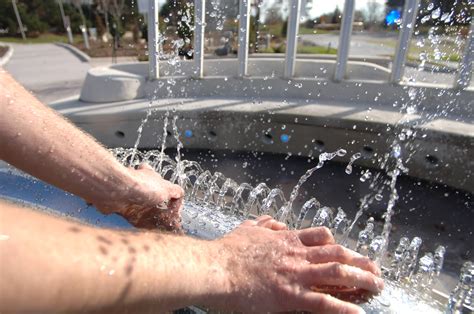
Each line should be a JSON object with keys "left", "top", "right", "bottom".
{"left": 0, "top": 69, "right": 134, "bottom": 208}
{"left": 0, "top": 201, "right": 227, "bottom": 312}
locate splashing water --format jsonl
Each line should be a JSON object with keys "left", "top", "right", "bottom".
{"left": 108, "top": 108, "right": 471, "bottom": 312}
{"left": 345, "top": 152, "right": 362, "bottom": 175}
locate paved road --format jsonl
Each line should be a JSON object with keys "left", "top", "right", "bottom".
{"left": 300, "top": 32, "right": 467, "bottom": 86}
{"left": 300, "top": 32, "right": 397, "bottom": 56}
{"left": 3, "top": 43, "right": 91, "bottom": 104}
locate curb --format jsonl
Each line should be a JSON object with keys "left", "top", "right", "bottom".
{"left": 405, "top": 61, "right": 457, "bottom": 74}
{"left": 54, "top": 42, "right": 90, "bottom": 63}
{"left": 0, "top": 43, "right": 14, "bottom": 66}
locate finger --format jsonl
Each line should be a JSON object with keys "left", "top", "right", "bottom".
{"left": 256, "top": 217, "right": 288, "bottom": 231}
{"left": 297, "top": 227, "right": 335, "bottom": 246}
{"left": 312, "top": 287, "right": 373, "bottom": 304}
{"left": 255, "top": 215, "right": 273, "bottom": 222}
{"left": 240, "top": 220, "right": 258, "bottom": 227}
{"left": 138, "top": 162, "right": 154, "bottom": 171}
{"left": 301, "top": 262, "right": 384, "bottom": 294}
{"left": 169, "top": 184, "right": 185, "bottom": 199}
{"left": 306, "top": 245, "right": 381, "bottom": 276}
{"left": 296, "top": 290, "right": 364, "bottom": 314}
{"left": 158, "top": 206, "right": 182, "bottom": 233}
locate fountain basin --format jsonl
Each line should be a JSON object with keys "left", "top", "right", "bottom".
{"left": 51, "top": 95, "right": 473, "bottom": 193}
{"left": 1, "top": 152, "right": 471, "bottom": 313}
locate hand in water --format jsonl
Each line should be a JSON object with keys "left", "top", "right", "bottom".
{"left": 214, "top": 218, "right": 383, "bottom": 313}
{"left": 94, "top": 163, "right": 184, "bottom": 231}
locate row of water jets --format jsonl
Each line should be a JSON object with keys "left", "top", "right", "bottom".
{"left": 110, "top": 117, "right": 472, "bottom": 312}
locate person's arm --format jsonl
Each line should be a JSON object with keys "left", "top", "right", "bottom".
{"left": 0, "top": 202, "right": 383, "bottom": 313}
{"left": 0, "top": 69, "right": 183, "bottom": 230}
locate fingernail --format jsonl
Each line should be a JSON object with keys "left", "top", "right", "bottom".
{"left": 376, "top": 278, "right": 385, "bottom": 290}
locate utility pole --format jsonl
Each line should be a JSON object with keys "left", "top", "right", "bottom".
{"left": 57, "top": 0, "right": 74, "bottom": 44}
{"left": 11, "top": 0, "right": 26, "bottom": 40}
{"left": 75, "top": 1, "right": 90, "bottom": 49}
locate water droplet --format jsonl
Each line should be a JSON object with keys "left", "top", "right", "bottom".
{"left": 431, "top": 8, "right": 441, "bottom": 19}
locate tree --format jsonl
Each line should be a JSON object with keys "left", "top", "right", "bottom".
{"left": 365, "top": 0, "right": 383, "bottom": 25}
{"left": 98, "top": 0, "right": 126, "bottom": 34}
{"left": 159, "top": 0, "right": 194, "bottom": 41}
{"left": 331, "top": 6, "right": 342, "bottom": 24}
{"left": 0, "top": 0, "right": 85, "bottom": 37}
{"left": 264, "top": 0, "right": 284, "bottom": 24}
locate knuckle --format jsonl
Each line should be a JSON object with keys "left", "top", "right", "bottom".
{"left": 320, "top": 226, "right": 333, "bottom": 238}
{"left": 312, "top": 293, "right": 330, "bottom": 311}
{"left": 333, "top": 245, "right": 347, "bottom": 260}
{"left": 331, "top": 262, "right": 345, "bottom": 277}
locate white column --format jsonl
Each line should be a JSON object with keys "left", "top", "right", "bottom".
{"left": 284, "top": 0, "right": 301, "bottom": 78}
{"left": 454, "top": 22, "right": 473, "bottom": 89}
{"left": 334, "top": 0, "right": 355, "bottom": 82}
{"left": 148, "top": 0, "right": 160, "bottom": 80}
{"left": 194, "top": 0, "right": 206, "bottom": 78}
{"left": 390, "top": 0, "right": 420, "bottom": 83}
{"left": 238, "top": 0, "right": 251, "bottom": 77}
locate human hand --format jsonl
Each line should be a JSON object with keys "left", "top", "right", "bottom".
{"left": 94, "top": 163, "right": 184, "bottom": 231}
{"left": 213, "top": 218, "right": 383, "bottom": 313}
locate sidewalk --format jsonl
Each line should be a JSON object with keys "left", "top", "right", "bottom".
{"left": 1, "top": 43, "right": 138, "bottom": 104}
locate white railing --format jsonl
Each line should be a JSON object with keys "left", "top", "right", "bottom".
{"left": 147, "top": 0, "right": 473, "bottom": 89}
{"left": 390, "top": 0, "right": 421, "bottom": 83}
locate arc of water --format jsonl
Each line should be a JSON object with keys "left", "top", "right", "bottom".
{"left": 171, "top": 115, "right": 187, "bottom": 187}
{"left": 202, "top": 172, "right": 227, "bottom": 205}
{"left": 398, "top": 237, "right": 422, "bottom": 281}
{"left": 368, "top": 235, "right": 385, "bottom": 261}
{"left": 387, "top": 236, "right": 410, "bottom": 280}
{"left": 345, "top": 152, "right": 362, "bottom": 175}
{"left": 157, "top": 111, "right": 170, "bottom": 173}
{"left": 311, "top": 206, "right": 334, "bottom": 228}
{"left": 414, "top": 252, "right": 435, "bottom": 289}
{"left": 446, "top": 261, "right": 473, "bottom": 313}
{"left": 191, "top": 170, "right": 212, "bottom": 202}
{"left": 160, "top": 164, "right": 176, "bottom": 180}
{"left": 130, "top": 105, "right": 154, "bottom": 166}
{"left": 433, "top": 245, "right": 446, "bottom": 278}
{"left": 295, "top": 197, "right": 321, "bottom": 229}
{"left": 332, "top": 208, "right": 350, "bottom": 243}
{"left": 277, "top": 149, "right": 347, "bottom": 227}
{"left": 260, "top": 188, "right": 286, "bottom": 217}
{"left": 217, "top": 178, "right": 239, "bottom": 211}
{"left": 180, "top": 160, "right": 203, "bottom": 174}
{"left": 355, "top": 217, "right": 375, "bottom": 255}
{"left": 230, "top": 183, "right": 254, "bottom": 215}
{"left": 243, "top": 183, "right": 271, "bottom": 218}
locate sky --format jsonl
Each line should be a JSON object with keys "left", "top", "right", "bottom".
{"left": 308, "top": 0, "right": 386, "bottom": 17}
{"left": 138, "top": 0, "right": 388, "bottom": 20}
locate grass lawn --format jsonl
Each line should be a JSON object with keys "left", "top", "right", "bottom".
{"left": 366, "top": 36, "right": 462, "bottom": 63}
{"left": 0, "top": 33, "right": 82, "bottom": 44}
{"left": 261, "top": 23, "right": 285, "bottom": 37}
{"left": 261, "top": 24, "right": 333, "bottom": 37}
{"left": 298, "top": 27, "right": 332, "bottom": 35}
{"left": 297, "top": 44, "right": 337, "bottom": 54}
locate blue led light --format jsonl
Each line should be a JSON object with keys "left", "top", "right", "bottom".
{"left": 386, "top": 10, "right": 401, "bottom": 26}
{"left": 280, "top": 134, "right": 290, "bottom": 143}
{"left": 184, "top": 130, "right": 193, "bottom": 138}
